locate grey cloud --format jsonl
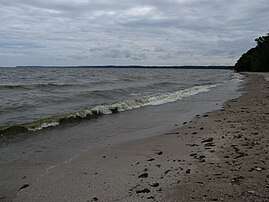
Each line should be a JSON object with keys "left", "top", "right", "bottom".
{"left": 0, "top": 0, "right": 268, "bottom": 66}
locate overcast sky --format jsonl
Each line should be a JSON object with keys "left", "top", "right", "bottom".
{"left": 0, "top": 0, "right": 268, "bottom": 66}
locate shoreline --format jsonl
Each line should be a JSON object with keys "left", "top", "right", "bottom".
{"left": 165, "top": 73, "right": 269, "bottom": 201}
{"left": 10, "top": 73, "right": 269, "bottom": 201}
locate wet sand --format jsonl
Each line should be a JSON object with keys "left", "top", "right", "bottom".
{"left": 2, "top": 73, "right": 269, "bottom": 201}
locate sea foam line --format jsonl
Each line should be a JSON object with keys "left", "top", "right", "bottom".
{"left": 0, "top": 84, "right": 219, "bottom": 134}
{"left": 33, "top": 84, "right": 219, "bottom": 130}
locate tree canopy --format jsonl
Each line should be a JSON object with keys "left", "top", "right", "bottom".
{"left": 234, "top": 33, "right": 269, "bottom": 72}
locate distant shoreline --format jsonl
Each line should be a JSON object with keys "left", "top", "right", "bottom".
{"left": 13, "top": 65, "right": 233, "bottom": 70}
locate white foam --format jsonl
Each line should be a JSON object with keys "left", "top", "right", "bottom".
{"left": 28, "top": 84, "right": 219, "bottom": 131}
{"left": 28, "top": 122, "right": 59, "bottom": 131}
{"left": 230, "top": 72, "right": 244, "bottom": 82}
{"left": 84, "top": 84, "right": 219, "bottom": 115}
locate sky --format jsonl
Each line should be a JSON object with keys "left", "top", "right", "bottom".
{"left": 0, "top": 0, "right": 268, "bottom": 67}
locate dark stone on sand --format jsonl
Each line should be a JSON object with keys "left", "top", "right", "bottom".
{"left": 190, "top": 153, "right": 197, "bottom": 157}
{"left": 164, "top": 170, "right": 171, "bottom": 175}
{"left": 183, "top": 122, "right": 187, "bottom": 125}
{"left": 157, "top": 188, "right": 162, "bottom": 192}
{"left": 202, "top": 137, "right": 214, "bottom": 143}
{"left": 150, "top": 183, "right": 159, "bottom": 187}
{"left": 235, "top": 152, "right": 248, "bottom": 159}
{"left": 187, "top": 143, "right": 199, "bottom": 147}
{"left": 156, "top": 151, "right": 163, "bottom": 155}
{"left": 92, "top": 197, "right": 98, "bottom": 201}
{"left": 192, "top": 132, "right": 197, "bottom": 135}
{"left": 231, "top": 176, "right": 245, "bottom": 185}
{"left": 204, "top": 142, "right": 215, "bottom": 147}
{"left": 148, "top": 158, "right": 155, "bottom": 161}
{"left": 199, "top": 127, "right": 204, "bottom": 130}
{"left": 19, "top": 184, "right": 29, "bottom": 190}
{"left": 186, "top": 169, "right": 191, "bottom": 174}
{"left": 147, "top": 196, "right": 154, "bottom": 199}
{"left": 138, "top": 173, "right": 148, "bottom": 178}
{"left": 136, "top": 188, "right": 151, "bottom": 194}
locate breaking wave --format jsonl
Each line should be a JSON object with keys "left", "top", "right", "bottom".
{"left": 0, "top": 84, "right": 218, "bottom": 136}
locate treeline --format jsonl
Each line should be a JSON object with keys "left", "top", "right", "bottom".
{"left": 235, "top": 33, "right": 269, "bottom": 72}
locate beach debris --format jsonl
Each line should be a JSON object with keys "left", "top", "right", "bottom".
{"left": 147, "top": 196, "right": 154, "bottom": 199}
{"left": 147, "top": 158, "right": 155, "bottom": 161}
{"left": 204, "top": 142, "right": 215, "bottom": 147}
{"left": 150, "top": 183, "right": 159, "bottom": 187}
{"left": 138, "top": 173, "right": 148, "bottom": 178}
{"left": 195, "top": 181, "right": 204, "bottom": 184}
{"left": 136, "top": 188, "right": 150, "bottom": 194}
{"left": 231, "top": 176, "right": 244, "bottom": 185}
{"left": 202, "top": 137, "right": 214, "bottom": 143}
{"left": 232, "top": 145, "right": 240, "bottom": 153}
{"left": 192, "top": 132, "right": 197, "bottom": 135}
{"left": 155, "top": 151, "right": 163, "bottom": 155}
{"left": 157, "top": 188, "right": 162, "bottom": 192}
{"left": 255, "top": 167, "right": 263, "bottom": 171}
{"left": 247, "top": 190, "right": 255, "bottom": 194}
{"left": 199, "top": 127, "right": 204, "bottom": 130}
{"left": 234, "top": 152, "right": 248, "bottom": 159}
{"left": 92, "top": 197, "right": 98, "bottom": 201}
{"left": 183, "top": 122, "right": 187, "bottom": 125}
{"left": 190, "top": 153, "right": 197, "bottom": 157}
{"left": 129, "top": 185, "right": 139, "bottom": 192}
{"left": 164, "top": 170, "right": 171, "bottom": 175}
{"left": 186, "top": 169, "right": 191, "bottom": 174}
{"left": 19, "top": 184, "right": 29, "bottom": 190}
{"left": 186, "top": 143, "right": 199, "bottom": 147}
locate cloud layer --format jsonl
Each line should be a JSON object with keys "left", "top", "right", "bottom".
{"left": 0, "top": 0, "right": 268, "bottom": 66}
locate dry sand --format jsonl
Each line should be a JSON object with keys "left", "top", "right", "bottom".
{"left": 6, "top": 74, "right": 269, "bottom": 201}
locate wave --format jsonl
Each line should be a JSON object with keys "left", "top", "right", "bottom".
{"left": 229, "top": 72, "right": 245, "bottom": 81}
{"left": 0, "top": 84, "right": 218, "bottom": 136}
{"left": 0, "top": 83, "right": 76, "bottom": 90}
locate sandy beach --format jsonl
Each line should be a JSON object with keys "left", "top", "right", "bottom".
{"left": 1, "top": 73, "right": 268, "bottom": 201}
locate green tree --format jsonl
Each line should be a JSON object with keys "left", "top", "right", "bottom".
{"left": 235, "top": 33, "right": 269, "bottom": 72}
